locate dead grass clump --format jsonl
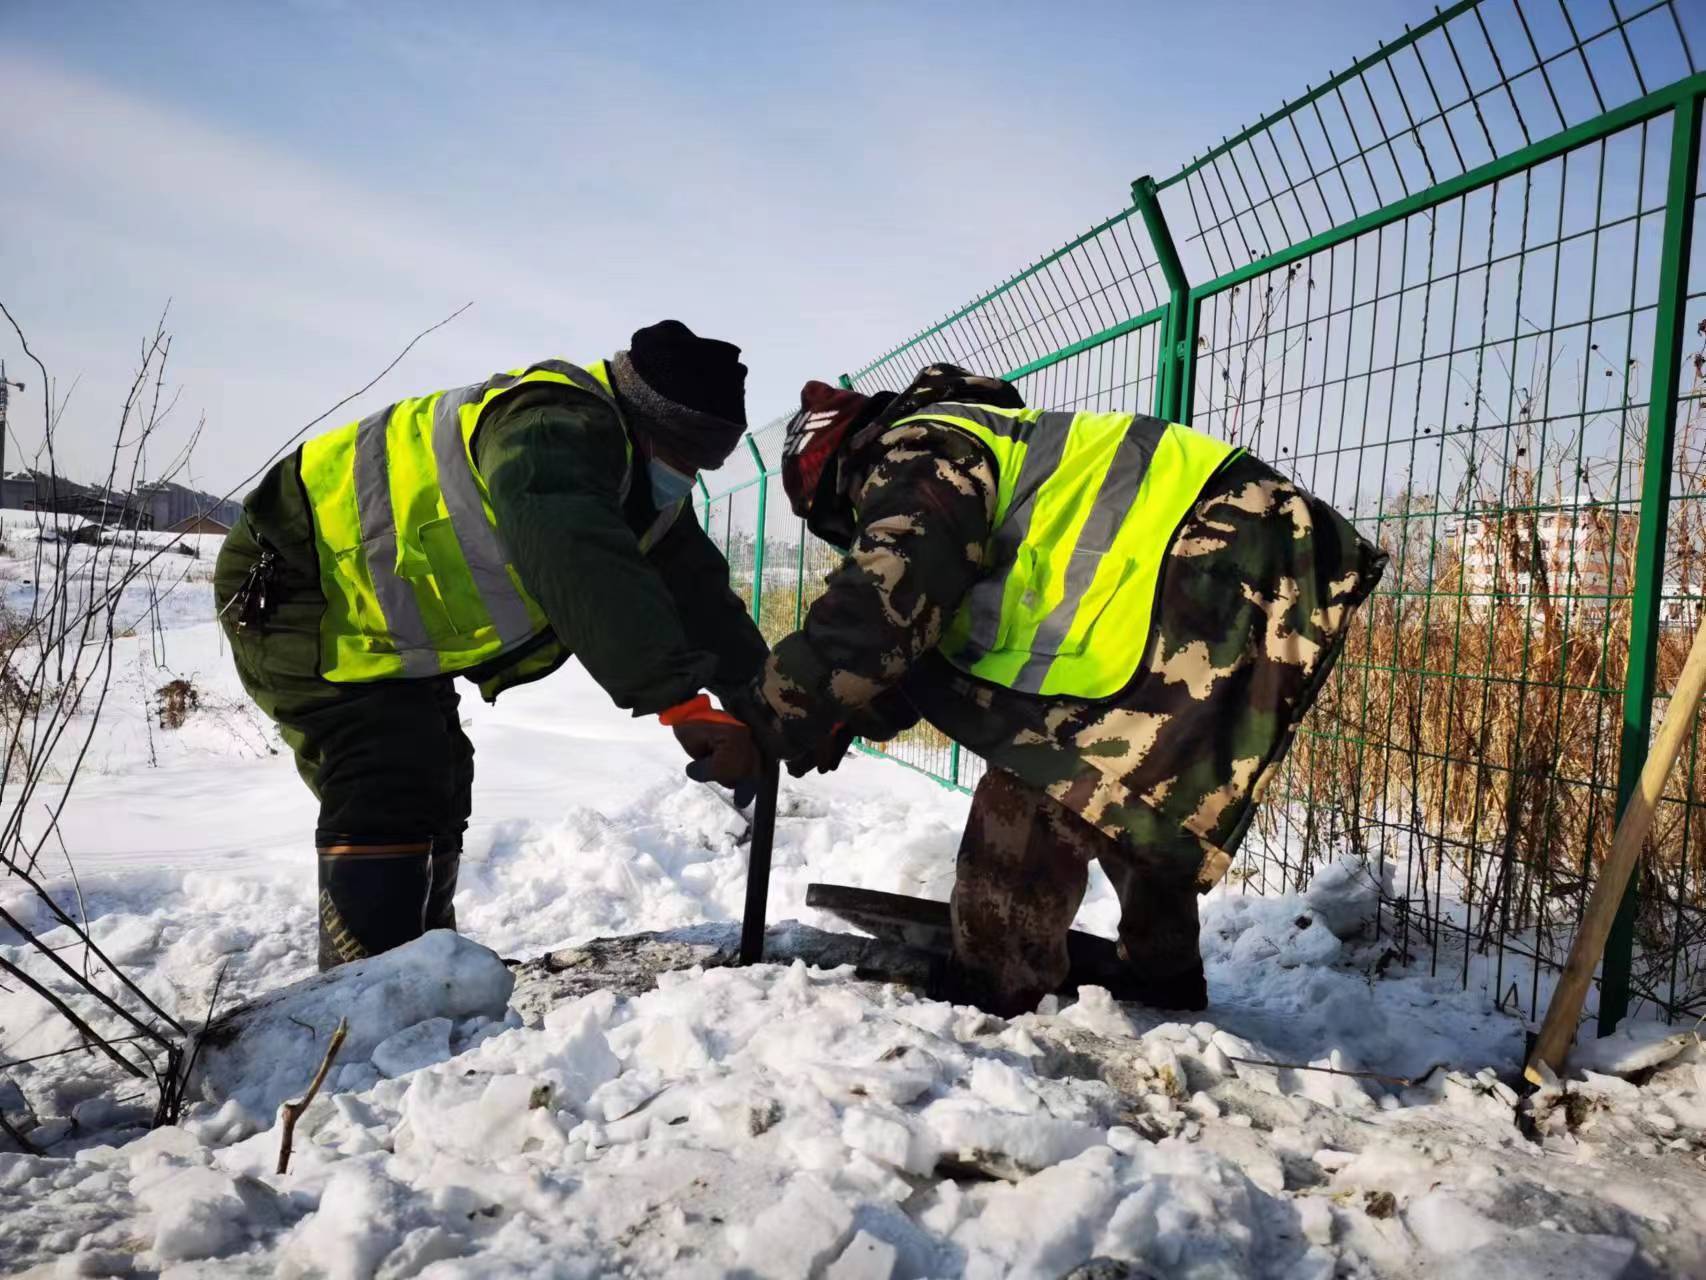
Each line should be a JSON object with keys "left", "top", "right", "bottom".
{"left": 155, "top": 678, "right": 199, "bottom": 730}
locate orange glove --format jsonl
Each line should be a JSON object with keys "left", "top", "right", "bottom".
{"left": 658, "top": 694, "right": 746, "bottom": 730}
{"left": 660, "top": 695, "right": 762, "bottom": 804}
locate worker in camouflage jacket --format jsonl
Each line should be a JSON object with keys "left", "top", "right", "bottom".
{"left": 730, "top": 365, "right": 1387, "bottom": 1016}
{"left": 216, "top": 321, "right": 769, "bottom": 969}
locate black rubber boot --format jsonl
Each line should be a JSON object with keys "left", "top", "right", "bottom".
{"left": 316, "top": 834, "right": 432, "bottom": 970}
{"left": 1104, "top": 955, "right": 1209, "bottom": 1012}
{"left": 427, "top": 836, "right": 460, "bottom": 933}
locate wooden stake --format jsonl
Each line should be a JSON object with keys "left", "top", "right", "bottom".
{"left": 276, "top": 1018, "right": 348, "bottom": 1175}
{"left": 1526, "top": 611, "right": 1706, "bottom": 1085}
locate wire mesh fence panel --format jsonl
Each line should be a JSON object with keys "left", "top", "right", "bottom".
{"left": 1155, "top": 0, "right": 1704, "bottom": 286}
{"left": 846, "top": 209, "right": 1172, "bottom": 405}
{"left": 1008, "top": 321, "right": 1167, "bottom": 416}
{"left": 1188, "top": 109, "right": 1685, "bottom": 1021}
{"left": 693, "top": 0, "right": 1705, "bottom": 1022}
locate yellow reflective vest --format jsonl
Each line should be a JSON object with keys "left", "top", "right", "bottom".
{"left": 297, "top": 358, "right": 682, "bottom": 685}
{"left": 892, "top": 405, "right": 1238, "bottom": 699}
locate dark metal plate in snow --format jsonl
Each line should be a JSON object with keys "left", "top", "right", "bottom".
{"left": 804, "top": 883, "right": 1130, "bottom": 988}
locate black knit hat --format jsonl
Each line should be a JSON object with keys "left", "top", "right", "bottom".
{"left": 628, "top": 320, "right": 748, "bottom": 419}
{"left": 609, "top": 321, "right": 749, "bottom": 470}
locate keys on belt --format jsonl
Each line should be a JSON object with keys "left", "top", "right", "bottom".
{"left": 222, "top": 548, "right": 280, "bottom": 632}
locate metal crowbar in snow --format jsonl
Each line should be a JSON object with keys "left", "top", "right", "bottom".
{"left": 738, "top": 756, "right": 780, "bottom": 965}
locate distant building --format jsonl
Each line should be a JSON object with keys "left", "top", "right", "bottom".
{"left": 166, "top": 513, "right": 233, "bottom": 537}
{"left": 1449, "top": 498, "right": 1696, "bottom": 628}
{"left": 0, "top": 471, "right": 37, "bottom": 511}
{"left": 1451, "top": 498, "right": 1623, "bottom": 611}
{"left": 0, "top": 472, "right": 239, "bottom": 534}
{"left": 134, "top": 481, "right": 241, "bottom": 532}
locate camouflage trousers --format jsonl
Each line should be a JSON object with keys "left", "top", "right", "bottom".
{"left": 950, "top": 766, "right": 1203, "bottom": 1017}
{"left": 914, "top": 452, "right": 1386, "bottom": 1008}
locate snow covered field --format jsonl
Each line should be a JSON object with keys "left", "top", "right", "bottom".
{"left": 2, "top": 541, "right": 1705, "bottom": 1278}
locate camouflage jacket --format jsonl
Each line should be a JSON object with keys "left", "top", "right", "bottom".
{"left": 744, "top": 421, "right": 997, "bottom": 752}
{"left": 740, "top": 419, "right": 1387, "bottom": 886}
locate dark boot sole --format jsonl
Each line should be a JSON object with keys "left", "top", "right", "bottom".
{"left": 805, "top": 883, "right": 1206, "bottom": 1012}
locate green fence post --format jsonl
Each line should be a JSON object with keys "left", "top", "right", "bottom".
{"left": 697, "top": 475, "right": 711, "bottom": 528}
{"left": 1604, "top": 91, "right": 1703, "bottom": 1035}
{"left": 1132, "top": 175, "right": 1192, "bottom": 423}
{"left": 838, "top": 373, "right": 853, "bottom": 390}
{"left": 746, "top": 434, "right": 768, "bottom": 628}
{"left": 794, "top": 519, "right": 808, "bottom": 629}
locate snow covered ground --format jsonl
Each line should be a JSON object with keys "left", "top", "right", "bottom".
{"left": 2, "top": 538, "right": 1705, "bottom": 1278}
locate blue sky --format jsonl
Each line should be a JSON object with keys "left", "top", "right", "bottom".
{"left": 3, "top": 0, "right": 1434, "bottom": 489}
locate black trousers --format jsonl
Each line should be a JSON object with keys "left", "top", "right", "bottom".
{"left": 216, "top": 507, "right": 474, "bottom": 968}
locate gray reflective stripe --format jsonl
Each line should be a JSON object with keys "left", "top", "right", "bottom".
{"left": 354, "top": 408, "right": 441, "bottom": 678}
{"left": 1011, "top": 416, "right": 1166, "bottom": 693}
{"left": 955, "top": 411, "right": 1073, "bottom": 663}
{"left": 910, "top": 403, "right": 1031, "bottom": 442}
{"left": 432, "top": 385, "right": 535, "bottom": 648}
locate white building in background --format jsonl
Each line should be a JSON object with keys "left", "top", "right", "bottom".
{"left": 1447, "top": 497, "right": 1698, "bottom": 629}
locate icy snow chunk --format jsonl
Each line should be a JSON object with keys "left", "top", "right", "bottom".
{"left": 968, "top": 1058, "right": 1042, "bottom": 1113}
{"left": 839, "top": 1153, "right": 913, "bottom": 1203}
{"left": 191, "top": 931, "right": 513, "bottom": 1117}
{"left": 370, "top": 1017, "right": 452, "bottom": 1078}
{"left": 335, "top": 1063, "right": 381, "bottom": 1094}
{"left": 1304, "top": 857, "right": 1386, "bottom": 940}
{"left": 733, "top": 1176, "right": 854, "bottom": 1280}
{"left": 1296, "top": 1196, "right": 1335, "bottom": 1246}
{"left": 957, "top": 1146, "right": 1124, "bottom": 1274}
{"left": 805, "top": 1047, "right": 940, "bottom": 1107}
{"left": 57, "top": 1247, "right": 133, "bottom": 1276}
{"left": 587, "top": 1069, "right": 661, "bottom": 1123}
{"left": 842, "top": 1106, "right": 934, "bottom": 1175}
{"left": 1570, "top": 1020, "right": 1695, "bottom": 1078}
{"left": 842, "top": 1107, "right": 909, "bottom": 1168}
{"left": 396, "top": 1071, "right": 555, "bottom": 1160}
{"left": 1059, "top": 986, "right": 1137, "bottom": 1039}
{"left": 826, "top": 1229, "right": 898, "bottom": 1280}
{"left": 632, "top": 1017, "right": 711, "bottom": 1074}
{"left": 278, "top": 1164, "right": 410, "bottom": 1280}
{"left": 539, "top": 998, "right": 622, "bottom": 1105}
{"left": 125, "top": 1123, "right": 207, "bottom": 1173}
{"left": 1450, "top": 1227, "right": 1637, "bottom": 1279}
{"left": 1405, "top": 1191, "right": 1503, "bottom": 1255}
{"left": 925, "top": 1101, "right": 1103, "bottom": 1178}
{"left": 142, "top": 1167, "right": 247, "bottom": 1263}
{"left": 92, "top": 914, "right": 162, "bottom": 965}
{"left": 379, "top": 1225, "right": 466, "bottom": 1276}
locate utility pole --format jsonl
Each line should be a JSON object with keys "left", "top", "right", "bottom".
{"left": 0, "top": 360, "right": 23, "bottom": 505}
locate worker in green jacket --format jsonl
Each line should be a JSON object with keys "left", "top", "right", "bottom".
{"left": 215, "top": 321, "right": 766, "bottom": 969}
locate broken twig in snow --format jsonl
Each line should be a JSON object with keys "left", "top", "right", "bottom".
{"left": 1225, "top": 1055, "right": 1446, "bottom": 1089}
{"left": 276, "top": 1017, "right": 348, "bottom": 1175}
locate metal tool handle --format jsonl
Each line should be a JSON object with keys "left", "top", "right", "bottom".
{"left": 1526, "top": 608, "right": 1706, "bottom": 1083}
{"left": 739, "top": 757, "right": 780, "bottom": 965}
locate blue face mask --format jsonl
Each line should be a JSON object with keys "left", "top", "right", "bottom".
{"left": 648, "top": 458, "right": 696, "bottom": 511}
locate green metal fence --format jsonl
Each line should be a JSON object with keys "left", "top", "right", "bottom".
{"left": 703, "top": 0, "right": 1706, "bottom": 1028}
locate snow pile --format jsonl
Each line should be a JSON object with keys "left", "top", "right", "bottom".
{"left": 190, "top": 930, "right": 516, "bottom": 1120}
{"left": 13, "top": 942, "right": 1705, "bottom": 1277}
